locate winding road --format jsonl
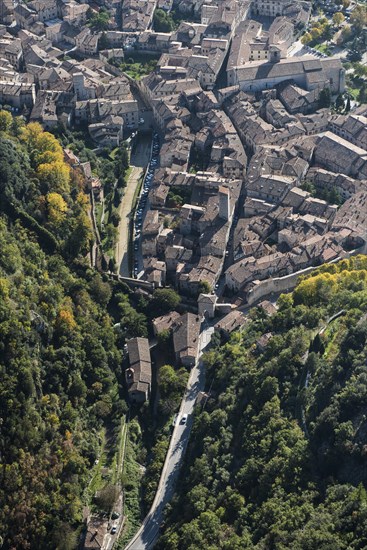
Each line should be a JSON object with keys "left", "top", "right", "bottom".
{"left": 115, "top": 135, "right": 151, "bottom": 277}
{"left": 124, "top": 323, "right": 214, "bottom": 550}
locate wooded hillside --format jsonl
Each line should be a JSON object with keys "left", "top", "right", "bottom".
{"left": 158, "top": 257, "right": 367, "bottom": 549}
{"left": 0, "top": 119, "right": 126, "bottom": 548}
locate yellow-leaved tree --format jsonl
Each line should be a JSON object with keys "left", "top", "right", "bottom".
{"left": 20, "top": 122, "right": 71, "bottom": 193}
{"left": 46, "top": 192, "right": 68, "bottom": 226}
{"left": 0, "top": 110, "right": 12, "bottom": 132}
{"left": 37, "top": 149, "right": 64, "bottom": 165}
{"left": 21, "top": 122, "right": 65, "bottom": 165}
{"left": 55, "top": 298, "right": 77, "bottom": 335}
{"left": 37, "top": 160, "right": 71, "bottom": 194}
{"left": 294, "top": 272, "right": 337, "bottom": 306}
{"left": 333, "top": 12, "right": 345, "bottom": 26}
{"left": 20, "top": 122, "right": 44, "bottom": 150}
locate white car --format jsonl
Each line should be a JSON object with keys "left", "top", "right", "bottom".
{"left": 180, "top": 413, "right": 188, "bottom": 425}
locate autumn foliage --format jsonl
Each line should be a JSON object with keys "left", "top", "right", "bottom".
{"left": 0, "top": 118, "right": 92, "bottom": 258}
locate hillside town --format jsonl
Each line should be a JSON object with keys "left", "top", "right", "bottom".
{"left": 1, "top": 0, "right": 366, "bottom": 392}
{"left": 1, "top": 0, "right": 367, "bottom": 548}
{"left": 1, "top": 0, "right": 367, "bottom": 383}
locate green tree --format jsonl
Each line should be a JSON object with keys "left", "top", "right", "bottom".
{"left": 333, "top": 12, "right": 345, "bottom": 26}
{"left": 159, "top": 364, "right": 188, "bottom": 401}
{"left": 157, "top": 329, "right": 171, "bottom": 348}
{"left": 358, "top": 84, "right": 367, "bottom": 104}
{"left": 10, "top": 116, "right": 25, "bottom": 137}
{"left": 198, "top": 280, "right": 211, "bottom": 294}
{"left": 153, "top": 8, "right": 175, "bottom": 32}
{"left": 338, "top": 24, "right": 352, "bottom": 44}
{"left": 121, "top": 305, "right": 148, "bottom": 338}
{"left": 99, "top": 32, "right": 109, "bottom": 50}
{"left": 95, "top": 484, "right": 118, "bottom": 513}
{"left": 311, "top": 26, "right": 322, "bottom": 41}
{"left": 52, "top": 524, "right": 78, "bottom": 550}
{"left": 319, "top": 87, "right": 331, "bottom": 108}
{"left": 335, "top": 93, "right": 345, "bottom": 111}
{"left": 350, "top": 5, "right": 367, "bottom": 32}
{"left": 109, "top": 209, "right": 121, "bottom": 227}
{"left": 301, "top": 32, "right": 312, "bottom": 45}
{"left": 89, "top": 275, "right": 112, "bottom": 306}
{"left": 150, "top": 288, "right": 180, "bottom": 316}
{"left": 87, "top": 8, "right": 110, "bottom": 31}
{"left": 0, "top": 110, "right": 12, "bottom": 131}
{"left": 0, "top": 211, "right": 124, "bottom": 548}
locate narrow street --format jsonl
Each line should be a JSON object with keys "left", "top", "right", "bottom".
{"left": 115, "top": 135, "right": 151, "bottom": 277}
{"left": 124, "top": 323, "right": 214, "bottom": 550}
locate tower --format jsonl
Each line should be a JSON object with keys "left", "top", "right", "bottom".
{"left": 72, "top": 72, "right": 86, "bottom": 101}
{"left": 218, "top": 186, "right": 230, "bottom": 221}
{"left": 269, "top": 45, "right": 281, "bottom": 63}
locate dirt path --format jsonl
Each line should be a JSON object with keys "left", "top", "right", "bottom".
{"left": 115, "top": 135, "right": 151, "bottom": 277}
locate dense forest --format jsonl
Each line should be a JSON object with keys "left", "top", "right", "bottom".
{"left": 158, "top": 257, "right": 367, "bottom": 550}
{"left": 0, "top": 116, "right": 130, "bottom": 548}
{"left": 0, "top": 113, "right": 92, "bottom": 259}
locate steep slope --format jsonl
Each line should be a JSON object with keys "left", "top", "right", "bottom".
{"left": 157, "top": 257, "right": 367, "bottom": 550}
{"left": 0, "top": 122, "right": 124, "bottom": 548}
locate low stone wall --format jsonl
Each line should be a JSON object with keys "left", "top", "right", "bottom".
{"left": 246, "top": 246, "right": 367, "bottom": 305}
{"left": 109, "top": 273, "right": 154, "bottom": 291}
{"left": 247, "top": 265, "right": 317, "bottom": 305}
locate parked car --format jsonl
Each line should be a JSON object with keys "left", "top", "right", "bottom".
{"left": 181, "top": 413, "right": 188, "bottom": 425}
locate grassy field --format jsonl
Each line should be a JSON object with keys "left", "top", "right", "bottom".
{"left": 313, "top": 43, "right": 332, "bottom": 55}
{"left": 323, "top": 317, "right": 347, "bottom": 363}
{"left": 346, "top": 86, "right": 360, "bottom": 99}
{"left": 116, "top": 438, "right": 143, "bottom": 548}
{"left": 84, "top": 428, "right": 107, "bottom": 505}
{"left": 120, "top": 52, "right": 159, "bottom": 80}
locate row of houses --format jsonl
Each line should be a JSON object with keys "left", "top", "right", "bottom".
{"left": 125, "top": 311, "right": 201, "bottom": 402}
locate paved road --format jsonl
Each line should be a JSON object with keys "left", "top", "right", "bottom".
{"left": 124, "top": 324, "right": 214, "bottom": 550}
{"left": 116, "top": 136, "right": 151, "bottom": 277}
